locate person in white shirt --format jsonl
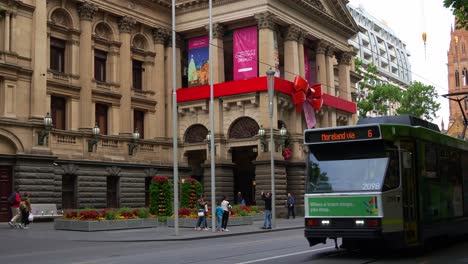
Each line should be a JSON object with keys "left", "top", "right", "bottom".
{"left": 221, "top": 196, "right": 231, "bottom": 231}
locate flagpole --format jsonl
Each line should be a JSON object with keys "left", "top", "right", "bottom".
{"left": 209, "top": 0, "right": 216, "bottom": 232}
{"left": 172, "top": 0, "right": 179, "bottom": 236}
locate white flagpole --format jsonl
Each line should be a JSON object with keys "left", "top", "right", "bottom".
{"left": 172, "top": 0, "right": 179, "bottom": 236}
{"left": 209, "top": 0, "right": 216, "bottom": 232}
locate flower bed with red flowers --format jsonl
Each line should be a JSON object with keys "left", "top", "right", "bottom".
{"left": 62, "top": 207, "right": 156, "bottom": 221}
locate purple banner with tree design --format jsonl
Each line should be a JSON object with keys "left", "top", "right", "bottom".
{"left": 188, "top": 36, "right": 209, "bottom": 87}
{"left": 233, "top": 26, "right": 258, "bottom": 80}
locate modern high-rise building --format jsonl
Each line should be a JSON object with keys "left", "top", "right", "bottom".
{"left": 0, "top": 0, "right": 359, "bottom": 221}
{"left": 347, "top": 4, "right": 412, "bottom": 88}
{"left": 446, "top": 22, "right": 468, "bottom": 138}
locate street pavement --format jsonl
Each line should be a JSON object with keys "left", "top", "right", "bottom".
{"left": 0, "top": 217, "right": 304, "bottom": 243}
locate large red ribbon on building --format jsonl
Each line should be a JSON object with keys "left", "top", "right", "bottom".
{"left": 292, "top": 76, "right": 323, "bottom": 113}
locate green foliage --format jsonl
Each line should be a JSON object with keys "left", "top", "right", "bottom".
{"left": 149, "top": 177, "right": 173, "bottom": 216}
{"left": 180, "top": 178, "right": 203, "bottom": 209}
{"left": 250, "top": 206, "right": 259, "bottom": 213}
{"left": 444, "top": 0, "right": 468, "bottom": 30}
{"left": 135, "top": 208, "right": 150, "bottom": 219}
{"left": 105, "top": 210, "right": 118, "bottom": 220}
{"left": 158, "top": 216, "right": 167, "bottom": 222}
{"left": 397, "top": 81, "right": 440, "bottom": 121}
{"left": 354, "top": 58, "right": 440, "bottom": 121}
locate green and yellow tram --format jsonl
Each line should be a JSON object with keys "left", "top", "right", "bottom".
{"left": 303, "top": 115, "right": 468, "bottom": 249}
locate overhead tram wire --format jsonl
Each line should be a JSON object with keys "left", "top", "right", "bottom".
{"left": 166, "top": 27, "right": 451, "bottom": 101}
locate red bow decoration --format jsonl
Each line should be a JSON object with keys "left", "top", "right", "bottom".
{"left": 292, "top": 76, "right": 323, "bottom": 113}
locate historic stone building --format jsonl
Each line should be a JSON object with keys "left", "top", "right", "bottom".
{"left": 447, "top": 22, "right": 468, "bottom": 133}
{"left": 0, "top": 0, "right": 359, "bottom": 221}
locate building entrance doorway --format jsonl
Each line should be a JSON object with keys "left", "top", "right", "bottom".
{"left": 232, "top": 146, "right": 257, "bottom": 205}
{"left": 186, "top": 150, "right": 206, "bottom": 184}
{"left": 0, "top": 166, "right": 12, "bottom": 222}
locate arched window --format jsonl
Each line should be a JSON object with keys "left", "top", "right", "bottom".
{"left": 463, "top": 68, "right": 467, "bottom": 86}
{"left": 455, "top": 70, "right": 460, "bottom": 87}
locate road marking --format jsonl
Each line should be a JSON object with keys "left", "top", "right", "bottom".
{"left": 235, "top": 246, "right": 335, "bottom": 264}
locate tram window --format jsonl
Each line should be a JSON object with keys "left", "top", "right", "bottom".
{"left": 402, "top": 152, "right": 412, "bottom": 169}
{"left": 424, "top": 143, "right": 438, "bottom": 178}
{"left": 383, "top": 151, "right": 399, "bottom": 191}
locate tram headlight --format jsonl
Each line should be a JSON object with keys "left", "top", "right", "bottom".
{"left": 355, "top": 220, "right": 365, "bottom": 227}
{"left": 321, "top": 220, "right": 330, "bottom": 226}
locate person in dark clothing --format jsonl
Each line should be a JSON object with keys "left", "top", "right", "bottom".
{"left": 286, "top": 192, "right": 295, "bottom": 219}
{"left": 19, "top": 195, "right": 32, "bottom": 229}
{"left": 235, "top": 192, "right": 244, "bottom": 205}
{"left": 261, "top": 191, "right": 272, "bottom": 229}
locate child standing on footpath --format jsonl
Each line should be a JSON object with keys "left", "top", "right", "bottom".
{"left": 216, "top": 201, "right": 223, "bottom": 232}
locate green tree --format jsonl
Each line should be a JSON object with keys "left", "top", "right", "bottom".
{"left": 355, "top": 58, "right": 401, "bottom": 118}
{"left": 397, "top": 81, "right": 440, "bottom": 121}
{"left": 443, "top": 0, "right": 468, "bottom": 30}
{"left": 354, "top": 58, "right": 440, "bottom": 121}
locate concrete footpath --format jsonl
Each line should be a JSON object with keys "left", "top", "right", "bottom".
{"left": 0, "top": 218, "right": 303, "bottom": 242}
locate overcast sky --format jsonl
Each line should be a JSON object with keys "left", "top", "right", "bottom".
{"left": 348, "top": 0, "right": 455, "bottom": 129}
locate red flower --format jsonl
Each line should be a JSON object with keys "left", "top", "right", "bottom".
{"left": 282, "top": 147, "right": 292, "bottom": 160}
{"left": 183, "top": 178, "right": 198, "bottom": 183}
{"left": 152, "top": 176, "right": 169, "bottom": 182}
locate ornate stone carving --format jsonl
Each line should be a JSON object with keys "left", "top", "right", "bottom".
{"left": 254, "top": 12, "right": 276, "bottom": 30}
{"left": 326, "top": 45, "right": 335, "bottom": 57}
{"left": 95, "top": 23, "right": 111, "bottom": 40}
{"left": 51, "top": 9, "right": 71, "bottom": 28}
{"left": 77, "top": 1, "right": 98, "bottom": 21}
{"left": 298, "top": 30, "right": 307, "bottom": 45}
{"left": 310, "top": 0, "right": 325, "bottom": 11}
{"left": 133, "top": 34, "right": 147, "bottom": 50}
{"left": 285, "top": 25, "right": 301, "bottom": 42}
{"left": 315, "top": 40, "right": 328, "bottom": 55}
{"left": 106, "top": 166, "right": 121, "bottom": 177}
{"left": 185, "top": 124, "right": 209, "bottom": 143}
{"left": 167, "top": 34, "right": 184, "bottom": 48}
{"left": 118, "top": 16, "right": 136, "bottom": 33}
{"left": 153, "top": 27, "right": 169, "bottom": 45}
{"left": 61, "top": 163, "right": 79, "bottom": 176}
{"left": 205, "top": 23, "right": 224, "bottom": 39}
{"left": 337, "top": 52, "right": 353, "bottom": 65}
{"left": 228, "top": 117, "right": 260, "bottom": 139}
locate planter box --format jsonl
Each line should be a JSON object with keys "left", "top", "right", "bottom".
{"left": 167, "top": 215, "right": 253, "bottom": 228}
{"left": 251, "top": 213, "right": 264, "bottom": 221}
{"left": 54, "top": 218, "right": 158, "bottom": 232}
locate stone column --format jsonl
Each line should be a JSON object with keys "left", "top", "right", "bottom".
{"left": 325, "top": 45, "right": 335, "bottom": 95}
{"left": 30, "top": 0, "right": 48, "bottom": 119}
{"left": 253, "top": 158, "right": 288, "bottom": 217}
{"left": 315, "top": 41, "right": 327, "bottom": 86}
{"left": 202, "top": 162, "right": 235, "bottom": 203}
{"left": 255, "top": 12, "right": 276, "bottom": 76}
{"left": 118, "top": 16, "right": 136, "bottom": 135}
{"left": 77, "top": 2, "right": 97, "bottom": 130}
{"left": 164, "top": 34, "right": 183, "bottom": 137}
{"left": 4, "top": 12, "right": 10, "bottom": 52}
{"left": 153, "top": 28, "right": 168, "bottom": 138}
{"left": 337, "top": 51, "right": 353, "bottom": 101}
{"left": 298, "top": 31, "right": 306, "bottom": 77}
{"left": 206, "top": 23, "right": 225, "bottom": 83}
{"left": 69, "top": 98, "right": 79, "bottom": 130}
{"left": 284, "top": 25, "right": 300, "bottom": 82}
{"left": 10, "top": 13, "right": 16, "bottom": 53}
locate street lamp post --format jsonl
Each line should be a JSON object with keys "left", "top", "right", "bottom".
{"left": 266, "top": 69, "right": 276, "bottom": 228}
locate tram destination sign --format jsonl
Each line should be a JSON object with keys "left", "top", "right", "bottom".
{"left": 304, "top": 125, "right": 381, "bottom": 144}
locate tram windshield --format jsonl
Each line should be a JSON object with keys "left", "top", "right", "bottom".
{"left": 306, "top": 141, "right": 397, "bottom": 193}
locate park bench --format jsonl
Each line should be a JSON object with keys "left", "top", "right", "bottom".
{"left": 31, "top": 204, "right": 63, "bottom": 220}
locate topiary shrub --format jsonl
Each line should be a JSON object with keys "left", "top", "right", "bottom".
{"left": 149, "top": 176, "right": 173, "bottom": 216}
{"left": 180, "top": 178, "right": 203, "bottom": 209}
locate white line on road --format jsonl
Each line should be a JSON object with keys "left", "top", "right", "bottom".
{"left": 234, "top": 246, "right": 336, "bottom": 264}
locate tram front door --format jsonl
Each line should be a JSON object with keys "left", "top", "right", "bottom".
{"left": 401, "top": 142, "right": 419, "bottom": 245}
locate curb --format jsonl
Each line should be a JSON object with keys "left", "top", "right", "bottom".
{"left": 74, "top": 225, "right": 304, "bottom": 243}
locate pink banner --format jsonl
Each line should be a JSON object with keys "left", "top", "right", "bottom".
{"left": 304, "top": 46, "right": 310, "bottom": 83}
{"left": 188, "top": 36, "right": 209, "bottom": 50}
{"left": 303, "top": 101, "right": 316, "bottom": 129}
{"left": 233, "top": 26, "right": 258, "bottom": 80}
